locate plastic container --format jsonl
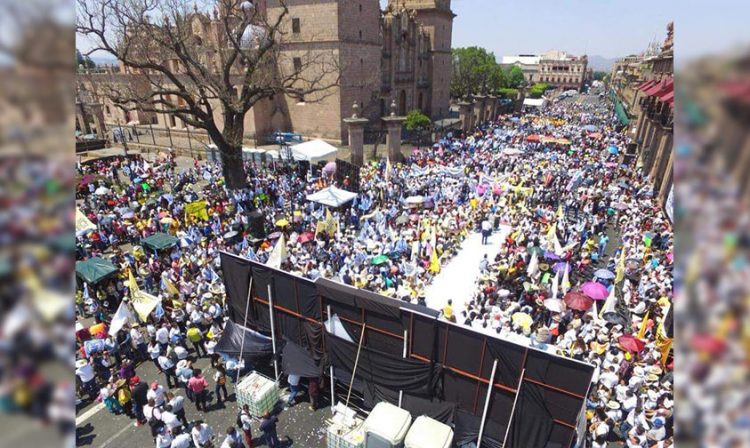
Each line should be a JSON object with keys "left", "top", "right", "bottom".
{"left": 235, "top": 371, "right": 280, "bottom": 417}
{"left": 363, "top": 402, "right": 412, "bottom": 448}
{"left": 404, "top": 416, "right": 454, "bottom": 448}
{"left": 327, "top": 418, "right": 365, "bottom": 448}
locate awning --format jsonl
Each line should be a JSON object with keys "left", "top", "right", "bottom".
{"left": 614, "top": 98, "right": 630, "bottom": 126}
{"left": 638, "top": 80, "right": 657, "bottom": 92}
{"left": 141, "top": 232, "right": 178, "bottom": 251}
{"left": 305, "top": 185, "right": 357, "bottom": 207}
{"left": 76, "top": 257, "right": 118, "bottom": 284}
{"left": 659, "top": 90, "right": 674, "bottom": 104}
{"left": 291, "top": 139, "right": 338, "bottom": 163}
{"left": 645, "top": 78, "right": 673, "bottom": 97}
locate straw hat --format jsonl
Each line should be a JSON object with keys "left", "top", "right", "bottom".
{"left": 606, "top": 400, "right": 621, "bottom": 410}
{"left": 647, "top": 365, "right": 662, "bottom": 375}
{"left": 646, "top": 374, "right": 659, "bottom": 383}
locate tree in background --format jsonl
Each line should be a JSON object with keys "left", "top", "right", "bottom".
{"left": 77, "top": 0, "right": 339, "bottom": 189}
{"left": 593, "top": 71, "right": 608, "bottom": 81}
{"left": 528, "top": 83, "right": 551, "bottom": 99}
{"left": 76, "top": 49, "right": 96, "bottom": 70}
{"left": 404, "top": 109, "right": 431, "bottom": 149}
{"left": 450, "top": 46, "right": 500, "bottom": 98}
{"left": 504, "top": 65, "right": 526, "bottom": 89}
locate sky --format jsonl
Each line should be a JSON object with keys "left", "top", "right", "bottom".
{"left": 381, "top": 0, "right": 749, "bottom": 63}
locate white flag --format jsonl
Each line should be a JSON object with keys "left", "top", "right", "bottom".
{"left": 527, "top": 251, "right": 539, "bottom": 276}
{"left": 551, "top": 270, "right": 559, "bottom": 301}
{"left": 109, "top": 300, "right": 134, "bottom": 336}
{"left": 561, "top": 262, "right": 570, "bottom": 294}
{"left": 266, "top": 234, "right": 287, "bottom": 269}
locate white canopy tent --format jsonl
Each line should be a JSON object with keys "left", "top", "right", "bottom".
{"left": 291, "top": 139, "right": 338, "bottom": 163}
{"left": 523, "top": 98, "right": 547, "bottom": 108}
{"left": 306, "top": 185, "right": 357, "bottom": 208}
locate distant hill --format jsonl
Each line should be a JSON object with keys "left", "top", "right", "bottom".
{"left": 587, "top": 55, "right": 617, "bottom": 72}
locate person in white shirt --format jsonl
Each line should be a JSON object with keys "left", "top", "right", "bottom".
{"left": 130, "top": 327, "right": 147, "bottom": 361}
{"left": 626, "top": 425, "right": 647, "bottom": 448}
{"left": 75, "top": 359, "right": 97, "bottom": 400}
{"left": 170, "top": 428, "right": 192, "bottom": 448}
{"left": 155, "top": 325, "right": 170, "bottom": 350}
{"left": 173, "top": 344, "right": 189, "bottom": 360}
{"left": 161, "top": 405, "right": 181, "bottom": 432}
{"left": 155, "top": 427, "right": 173, "bottom": 448}
{"left": 158, "top": 353, "right": 178, "bottom": 389}
{"left": 166, "top": 391, "right": 188, "bottom": 427}
{"left": 147, "top": 382, "right": 166, "bottom": 407}
{"left": 598, "top": 365, "right": 619, "bottom": 390}
{"left": 205, "top": 339, "right": 218, "bottom": 356}
{"left": 149, "top": 341, "right": 162, "bottom": 372}
{"left": 191, "top": 422, "right": 214, "bottom": 448}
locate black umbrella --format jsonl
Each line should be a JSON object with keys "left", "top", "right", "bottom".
{"left": 603, "top": 311, "right": 628, "bottom": 326}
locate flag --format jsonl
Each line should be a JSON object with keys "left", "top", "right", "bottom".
{"left": 109, "top": 300, "right": 134, "bottom": 336}
{"left": 614, "top": 247, "right": 626, "bottom": 283}
{"left": 128, "top": 269, "right": 160, "bottom": 321}
{"left": 429, "top": 246, "right": 441, "bottom": 273}
{"left": 185, "top": 200, "right": 209, "bottom": 221}
{"left": 527, "top": 251, "right": 539, "bottom": 276}
{"left": 266, "top": 234, "right": 287, "bottom": 269}
{"left": 551, "top": 270, "right": 559, "bottom": 300}
{"left": 385, "top": 157, "right": 392, "bottom": 183}
{"left": 561, "top": 262, "right": 571, "bottom": 293}
{"left": 162, "top": 276, "right": 180, "bottom": 297}
{"left": 325, "top": 208, "right": 339, "bottom": 236}
{"left": 637, "top": 310, "right": 650, "bottom": 340}
{"left": 655, "top": 304, "right": 673, "bottom": 366}
{"left": 599, "top": 286, "right": 617, "bottom": 319}
{"left": 556, "top": 205, "right": 564, "bottom": 221}
{"left": 76, "top": 208, "right": 97, "bottom": 235}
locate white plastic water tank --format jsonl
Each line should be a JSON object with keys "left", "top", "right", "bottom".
{"left": 404, "top": 415, "right": 454, "bottom": 448}
{"left": 363, "top": 402, "right": 412, "bottom": 448}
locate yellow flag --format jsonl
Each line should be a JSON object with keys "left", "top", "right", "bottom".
{"left": 128, "top": 269, "right": 139, "bottom": 295}
{"left": 429, "top": 248, "right": 440, "bottom": 273}
{"left": 325, "top": 208, "right": 338, "bottom": 236}
{"left": 185, "top": 200, "right": 209, "bottom": 221}
{"left": 164, "top": 277, "right": 180, "bottom": 297}
{"left": 637, "top": 310, "right": 650, "bottom": 339}
{"left": 655, "top": 304, "right": 672, "bottom": 366}
{"left": 614, "top": 248, "right": 626, "bottom": 283}
{"left": 556, "top": 205, "right": 564, "bottom": 221}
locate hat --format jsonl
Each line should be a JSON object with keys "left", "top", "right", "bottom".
{"left": 653, "top": 418, "right": 664, "bottom": 427}
{"left": 150, "top": 381, "right": 159, "bottom": 390}
{"left": 130, "top": 376, "right": 140, "bottom": 386}
{"left": 647, "top": 365, "right": 662, "bottom": 375}
{"left": 75, "top": 359, "right": 88, "bottom": 369}
{"left": 632, "top": 366, "right": 646, "bottom": 377}
{"left": 606, "top": 400, "right": 621, "bottom": 410}
{"left": 646, "top": 374, "right": 659, "bottom": 383}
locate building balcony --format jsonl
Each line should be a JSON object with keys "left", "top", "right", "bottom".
{"left": 394, "top": 71, "right": 414, "bottom": 83}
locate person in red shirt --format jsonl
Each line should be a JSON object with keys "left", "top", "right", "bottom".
{"left": 187, "top": 368, "right": 209, "bottom": 412}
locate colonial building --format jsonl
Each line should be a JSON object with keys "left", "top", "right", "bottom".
{"left": 538, "top": 50, "right": 588, "bottom": 91}
{"left": 80, "top": 0, "right": 455, "bottom": 145}
{"left": 632, "top": 22, "right": 674, "bottom": 209}
{"left": 500, "top": 55, "right": 540, "bottom": 84}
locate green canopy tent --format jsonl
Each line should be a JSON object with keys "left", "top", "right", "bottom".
{"left": 76, "top": 257, "right": 118, "bottom": 285}
{"left": 141, "top": 232, "right": 179, "bottom": 252}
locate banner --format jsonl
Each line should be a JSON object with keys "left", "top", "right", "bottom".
{"left": 76, "top": 208, "right": 96, "bottom": 235}
{"left": 129, "top": 270, "right": 160, "bottom": 321}
{"left": 109, "top": 300, "right": 134, "bottom": 336}
{"left": 185, "top": 200, "right": 209, "bottom": 221}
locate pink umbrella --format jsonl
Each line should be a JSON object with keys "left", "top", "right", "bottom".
{"left": 581, "top": 281, "right": 609, "bottom": 300}
{"left": 298, "top": 231, "right": 315, "bottom": 244}
{"left": 323, "top": 161, "right": 337, "bottom": 175}
{"left": 618, "top": 334, "right": 646, "bottom": 353}
{"left": 563, "top": 292, "right": 593, "bottom": 311}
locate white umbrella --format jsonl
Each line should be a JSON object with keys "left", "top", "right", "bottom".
{"left": 405, "top": 195, "right": 425, "bottom": 205}
{"left": 94, "top": 186, "right": 111, "bottom": 195}
{"left": 543, "top": 298, "right": 565, "bottom": 313}
{"left": 502, "top": 147, "right": 524, "bottom": 156}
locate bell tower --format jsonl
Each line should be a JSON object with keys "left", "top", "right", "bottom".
{"left": 388, "top": 0, "right": 454, "bottom": 119}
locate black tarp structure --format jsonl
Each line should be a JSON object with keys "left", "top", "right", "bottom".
{"left": 281, "top": 338, "right": 325, "bottom": 378}
{"left": 214, "top": 320, "right": 273, "bottom": 360}
{"left": 220, "top": 252, "right": 595, "bottom": 447}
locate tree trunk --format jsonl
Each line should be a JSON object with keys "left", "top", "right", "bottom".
{"left": 219, "top": 112, "right": 248, "bottom": 190}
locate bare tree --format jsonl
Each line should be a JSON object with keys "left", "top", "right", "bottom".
{"left": 76, "top": 0, "right": 339, "bottom": 188}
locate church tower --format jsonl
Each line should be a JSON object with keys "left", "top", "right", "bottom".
{"left": 389, "top": 0, "right": 455, "bottom": 119}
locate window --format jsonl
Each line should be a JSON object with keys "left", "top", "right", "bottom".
{"left": 359, "top": 30, "right": 362, "bottom": 40}
{"left": 293, "top": 57, "right": 302, "bottom": 72}
{"left": 359, "top": 3, "right": 362, "bottom": 12}
{"left": 292, "top": 18, "right": 300, "bottom": 34}
{"left": 105, "top": 105, "right": 111, "bottom": 115}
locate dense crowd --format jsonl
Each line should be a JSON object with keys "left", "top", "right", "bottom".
{"left": 74, "top": 89, "right": 673, "bottom": 447}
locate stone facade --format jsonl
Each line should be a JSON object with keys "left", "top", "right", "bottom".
{"left": 538, "top": 50, "right": 588, "bottom": 91}
{"left": 81, "top": 0, "right": 454, "bottom": 145}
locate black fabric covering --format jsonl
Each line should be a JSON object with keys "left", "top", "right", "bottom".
{"left": 251, "top": 265, "right": 272, "bottom": 300}
{"left": 297, "top": 279, "right": 321, "bottom": 319}
{"left": 326, "top": 334, "right": 437, "bottom": 395}
{"left": 281, "top": 339, "right": 324, "bottom": 377}
{"left": 362, "top": 383, "right": 456, "bottom": 424}
{"left": 273, "top": 271, "right": 298, "bottom": 313}
{"left": 453, "top": 409, "right": 503, "bottom": 448}
{"left": 300, "top": 322, "right": 326, "bottom": 362}
{"left": 505, "top": 382, "right": 554, "bottom": 448}
{"left": 524, "top": 350, "right": 594, "bottom": 396}
{"left": 215, "top": 320, "right": 273, "bottom": 360}
{"left": 220, "top": 253, "right": 254, "bottom": 326}
{"left": 485, "top": 339, "right": 526, "bottom": 389}
{"left": 410, "top": 314, "right": 439, "bottom": 359}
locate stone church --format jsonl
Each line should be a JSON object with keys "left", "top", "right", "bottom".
{"left": 84, "top": 0, "right": 455, "bottom": 145}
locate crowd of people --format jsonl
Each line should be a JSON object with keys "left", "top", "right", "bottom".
{"left": 75, "top": 88, "right": 673, "bottom": 447}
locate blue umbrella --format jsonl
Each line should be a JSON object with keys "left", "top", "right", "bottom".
{"left": 594, "top": 268, "right": 615, "bottom": 280}
{"left": 584, "top": 125, "right": 598, "bottom": 132}
{"left": 510, "top": 117, "right": 520, "bottom": 122}
{"left": 607, "top": 145, "right": 619, "bottom": 154}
